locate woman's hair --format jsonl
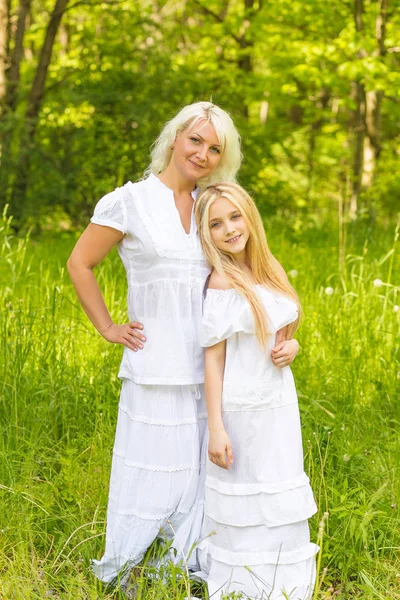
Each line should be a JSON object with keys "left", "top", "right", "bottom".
{"left": 144, "top": 102, "right": 242, "bottom": 186}
{"left": 195, "top": 182, "right": 302, "bottom": 347}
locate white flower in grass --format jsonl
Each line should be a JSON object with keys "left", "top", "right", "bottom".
{"left": 288, "top": 269, "right": 298, "bottom": 278}
{"left": 325, "top": 286, "right": 334, "bottom": 296}
{"left": 393, "top": 305, "right": 399, "bottom": 313}
{"left": 373, "top": 278, "right": 383, "bottom": 288}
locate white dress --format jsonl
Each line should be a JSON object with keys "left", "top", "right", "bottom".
{"left": 89, "top": 174, "right": 209, "bottom": 582}
{"left": 197, "top": 286, "right": 319, "bottom": 600}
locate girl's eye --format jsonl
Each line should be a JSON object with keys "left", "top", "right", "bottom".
{"left": 210, "top": 222, "right": 221, "bottom": 228}
{"left": 210, "top": 147, "right": 221, "bottom": 154}
{"left": 190, "top": 137, "right": 200, "bottom": 143}
{"left": 232, "top": 214, "right": 241, "bottom": 219}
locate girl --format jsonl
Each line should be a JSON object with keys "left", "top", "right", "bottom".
{"left": 195, "top": 182, "right": 319, "bottom": 599}
{"left": 67, "top": 102, "right": 241, "bottom": 584}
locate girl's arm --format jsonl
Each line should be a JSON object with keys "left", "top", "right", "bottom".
{"left": 67, "top": 224, "right": 145, "bottom": 351}
{"left": 205, "top": 340, "right": 233, "bottom": 470}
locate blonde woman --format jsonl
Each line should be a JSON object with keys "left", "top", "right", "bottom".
{"left": 67, "top": 102, "right": 241, "bottom": 583}
{"left": 195, "top": 182, "right": 319, "bottom": 599}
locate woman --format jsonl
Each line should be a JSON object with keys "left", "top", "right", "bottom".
{"left": 195, "top": 182, "right": 318, "bottom": 599}
{"left": 67, "top": 102, "right": 242, "bottom": 583}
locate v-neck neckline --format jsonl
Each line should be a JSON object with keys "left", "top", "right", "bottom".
{"left": 151, "top": 173, "right": 199, "bottom": 237}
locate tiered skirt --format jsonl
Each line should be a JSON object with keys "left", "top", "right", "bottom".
{"left": 92, "top": 380, "right": 207, "bottom": 583}
{"left": 197, "top": 374, "right": 319, "bottom": 599}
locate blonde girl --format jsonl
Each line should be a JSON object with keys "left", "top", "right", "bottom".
{"left": 67, "top": 103, "right": 241, "bottom": 584}
{"left": 195, "top": 182, "right": 318, "bottom": 599}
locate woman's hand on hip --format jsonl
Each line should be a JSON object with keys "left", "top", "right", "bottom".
{"left": 271, "top": 338, "right": 299, "bottom": 367}
{"left": 208, "top": 429, "right": 233, "bottom": 470}
{"left": 102, "top": 322, "right": 146, "bottom": 351}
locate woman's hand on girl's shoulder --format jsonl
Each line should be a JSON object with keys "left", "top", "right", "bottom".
{"left": 208, "top": 428, "right": 233, "bottom": 470}
{"left": 102, "top": 322, "right": 146, "bottom": 352}
{"left": 271, "top": 338, "right": 300, "bottom": 368}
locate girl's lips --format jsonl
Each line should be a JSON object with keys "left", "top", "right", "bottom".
{"left": 225, "top": 234, "right": 241, "bottom": 244}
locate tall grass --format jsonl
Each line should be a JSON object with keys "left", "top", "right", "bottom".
{"left": 0, "top": 207, "right": 399, "bottom": 599}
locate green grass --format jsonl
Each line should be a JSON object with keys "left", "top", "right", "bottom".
{"left": 0, "top": 207, "right": 399, "bottom": 599}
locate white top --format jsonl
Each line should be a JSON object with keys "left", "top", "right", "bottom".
{"left": 201, "top": 286, "right": 299, "bottom": 409}
{"left": 91, "top": 174, "right": 210, "bottom": 384}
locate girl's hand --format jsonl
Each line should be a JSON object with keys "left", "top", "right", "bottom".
{"left": 208, "top": 429, "right": 233, "bottom": 470}
{"left": 102, "top": 322, "right": 146, "bottom": 352}
{"left": 271, "top": 338, "right": 299, "bottom": 368}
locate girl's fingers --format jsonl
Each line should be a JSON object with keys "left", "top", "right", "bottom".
{"left": 226, "top": 444, "right": 233, "bottom": 465}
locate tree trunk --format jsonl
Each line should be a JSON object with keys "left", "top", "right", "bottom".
{"left": 350, "top": 0, "right": 366, "bottom": 219}
{"left": 350, "top": 81, "right": 365, "bottom": 219}
{"left": 362, "top": 89, "right": 383, "bottom": 187}
{"left": 7, "top": 0, "right": 31, "bottom": 108}
{"left": 4, "top": 0, "right": 32, "bottom": 112}
{"left": 361, "top": 0, "right": 387, "bottom": 188}
{"left": 0, "top": 0, "right": 9, "bottom": 109}
{"left": 11, "top": 0, "right": 69, "bottom": 222}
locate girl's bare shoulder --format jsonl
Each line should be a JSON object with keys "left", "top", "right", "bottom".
{"left": 208, "top": 271, "right": 232, "bottom": 290}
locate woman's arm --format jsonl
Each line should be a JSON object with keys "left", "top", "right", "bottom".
{"left": 67, "top": 224, "right": 145, "bottom": 352}
{"left": 205, "top": 340, "right": 233, "bottom": 470}
{"left": 271, "top": 326, "right": 299, "bottom": 367}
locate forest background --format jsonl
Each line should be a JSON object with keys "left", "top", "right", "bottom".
{"left": 0, "top": 0, "right": 400, "bottom": 599}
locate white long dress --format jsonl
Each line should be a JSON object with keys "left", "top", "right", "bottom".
{"left": 197, "top": 286, "right": 319, "bottom": 600}
{"left": 89, "top": 174, "right": 209, "bottom": 583}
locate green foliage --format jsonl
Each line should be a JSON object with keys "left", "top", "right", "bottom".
{"left": 0, "top": 0, "right": 399, "bottom": 227}
{"left": 0, "top": 208, "right": 399, "bottom": 598}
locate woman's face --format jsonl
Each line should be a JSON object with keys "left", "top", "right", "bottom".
{"left": 208, "top": 196, "right": 249, "bottom": 261}
{"left": 171, "top": 120, "right": 222, "bottom": 182}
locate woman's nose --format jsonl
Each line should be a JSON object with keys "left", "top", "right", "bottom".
{"left": 196, "top": 146, "right": 207, "bottom": 161}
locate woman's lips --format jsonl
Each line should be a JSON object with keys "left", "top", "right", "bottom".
{"left": 189, "top": 159, "right": 205, "bottom": 169}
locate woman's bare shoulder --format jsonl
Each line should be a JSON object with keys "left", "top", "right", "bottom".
{"left": 208, "top": 270, "right": 233, "bottom": 290}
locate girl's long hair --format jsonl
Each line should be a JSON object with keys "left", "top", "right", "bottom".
{"left": 195, "top": 182, "right": 301, "bottom": 347}
{"left": 144, "top": 102, "right": 242, "bottom": 187}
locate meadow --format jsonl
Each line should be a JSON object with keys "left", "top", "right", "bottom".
{"left": 0, "top": 208, "right": 399, "bottom": 600}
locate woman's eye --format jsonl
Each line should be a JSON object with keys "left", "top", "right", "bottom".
{"left": 190, "top": 137, "right": 200, "bottom": 143}
{"left": 210, "top": 147, "right": 221, "bottom": 154}
{"left": 232, "top": 214, "right": 241, "bottom": 219}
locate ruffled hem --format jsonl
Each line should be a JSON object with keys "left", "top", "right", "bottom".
{"left": 118, "top": 402, "right": 207, "bottom": 426}
{"left": 198, "top": 540, "right": 319, "bottom": 567}
{"left": 205, "top": 481, "right": 317, "bottom": 528}
{"left": 206, "top": 472, "right": 311, "bottom": 496}
{"left": 112, "top": 453, "right": 199, "bottom": 473}
{"left": 118, "top": 368, "right": 205, "bottom": 385}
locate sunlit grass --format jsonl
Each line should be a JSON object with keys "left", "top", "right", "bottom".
{"left": 0, "top": 207, "right": 399, "bottom": 599}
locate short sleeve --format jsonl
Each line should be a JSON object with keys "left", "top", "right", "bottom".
{"left": 200, "top": 289, "right": 254, "bottom": 347}
{"left": 200, "top": 287, "right": 299, "bottom": 347}
{"left": 90, "top": 189, "right": 127, "bottom": 234}
{"left": 261, "top": 290, "right": 298, "bottom": 332}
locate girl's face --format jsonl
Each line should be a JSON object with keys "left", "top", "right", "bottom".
{"left": 208, "top": 196, "right": 249, "bottom": 261}
{"left": 172, "top": 120, "right": 222, "bottom": 182}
